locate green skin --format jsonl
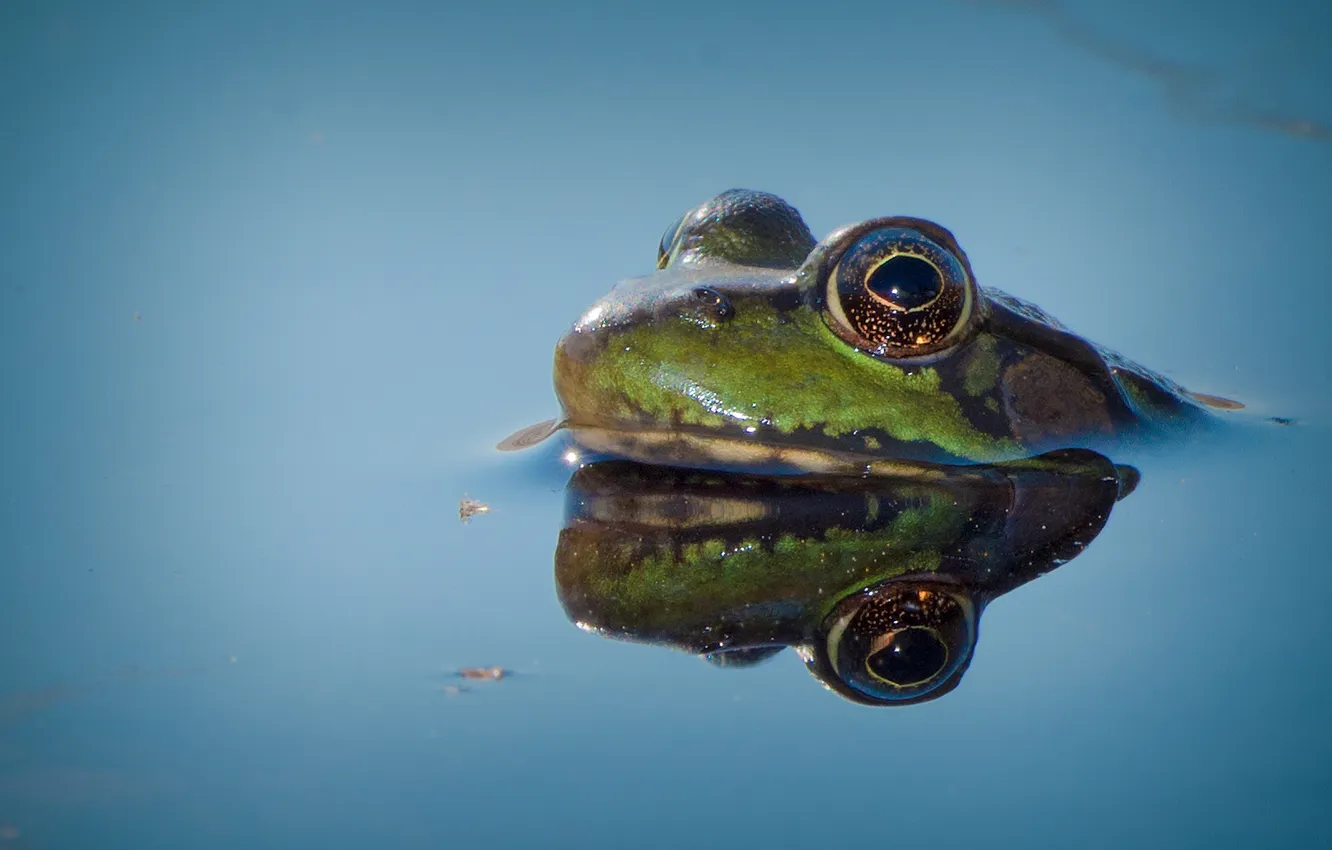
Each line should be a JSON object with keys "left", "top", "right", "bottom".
{"left": 556, "top": 450, "right": 1135, "bottom": 706}
{"left": 552, "top": 189, "right": 1227, "bottom": 467}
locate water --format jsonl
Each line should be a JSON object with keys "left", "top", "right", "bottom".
{"left": 2, "top": 1, "right": 1329, "bottom": 847}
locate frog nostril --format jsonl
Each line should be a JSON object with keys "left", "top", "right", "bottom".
{"left": 691, "top": 287, "right": 735, "bottom": 321}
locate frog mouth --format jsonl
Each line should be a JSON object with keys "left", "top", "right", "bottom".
{"left": 498, "top": 417, "right": 1138, "bottom": 506}
{"left": 562, "top": 424, "right": 988, "bottom": 478}
{"left": 497, "top": 415, "right": 996, "bottom": 480}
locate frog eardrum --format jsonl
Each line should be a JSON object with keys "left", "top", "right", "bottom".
{"left": 822, "top": 220, "right": 978, "bottom": 360}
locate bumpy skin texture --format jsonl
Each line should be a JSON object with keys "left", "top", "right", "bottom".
{"left": 555, "top": 190, "right": 1212, "bottom": 467}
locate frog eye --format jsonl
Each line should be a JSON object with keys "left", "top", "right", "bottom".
{"left": 821, "top": 584, "right": 975, "bottom": 703}
{"left": 822, "top": 227, "right": 975, "bottom": 359}
{"left": 657, "top": 215, "right": 685, "bottom": 269}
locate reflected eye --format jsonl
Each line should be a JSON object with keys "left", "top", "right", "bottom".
{"left": 657, "top": 215, "right": 684, "bottom": 269}
{"left": 865, "top": 626, "right": 948, "bottom": 686}
{"left": 823, "top": 227, "right": 975, "bottom": 358}
{"left": 822, "top": 584, "right": 974, "bottom": 702}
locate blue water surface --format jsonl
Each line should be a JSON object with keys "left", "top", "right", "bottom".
{"left": 2, "top": 1, "right": 1330, "bottom": 847}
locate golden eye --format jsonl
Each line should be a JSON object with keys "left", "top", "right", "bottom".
{"left": 823, "top": 226, "right": 975, "bottom": 359}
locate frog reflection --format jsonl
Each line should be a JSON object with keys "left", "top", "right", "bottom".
{"left": 555, "top": 450, "right": 1137, "bottom": 706}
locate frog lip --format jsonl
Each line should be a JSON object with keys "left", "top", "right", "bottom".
{"left": 559, "top": 424, "right": 995, "bottom": 478}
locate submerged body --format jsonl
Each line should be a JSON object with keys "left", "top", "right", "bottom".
{"left": 512, "top": 190, "right": 1237, "bottom": 469}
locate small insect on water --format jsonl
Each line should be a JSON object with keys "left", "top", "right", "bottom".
{"left": 456, "top": 666, "right": 508, "bottom": 681}
{"left": 459, "top": 496, "right": 490, "bottom": 523}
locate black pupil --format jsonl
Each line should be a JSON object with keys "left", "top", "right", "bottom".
{"left": 865, "top": 255, "right": 941, "bottom": 310}
{"left": 866, "top": 627, "right": 947, "bottom": 685}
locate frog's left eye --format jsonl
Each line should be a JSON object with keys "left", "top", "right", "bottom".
{"left": 820, "top": 584, "right": 975, "bottom": 703}
{"left": 822, "top": 227, "right": 976, "bottom": 359}
{"left": 657, "top": 215, "right": 685, "bottom": 269}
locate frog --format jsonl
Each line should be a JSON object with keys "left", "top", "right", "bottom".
{"left": 501, "top": 189, "right": 1241, "bottom": 470}
{"left": 556, "top": 449, "right": 1138, "bottom": 705}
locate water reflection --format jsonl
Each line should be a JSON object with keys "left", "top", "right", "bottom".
{"left": 0, "top": 657, "right": 238, "bottom": 729}
{"left": 972, "top": 0, "right": 1332, "bottom": 143}
{"left": 556, "top": 450, "right": 1137, "bottom": 706}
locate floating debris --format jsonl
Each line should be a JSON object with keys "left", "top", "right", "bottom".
{"left": 459, "top": 497, "right": 490, "bottom": 524}
{"left": 456, "top": 666, "right": 507, "bottom": 681}
{"left": 496, "top": 417, "right": 562, "bottom": 451}
{"left": 1186, "top": 390, "right": 1244, "bottom": 411}
{"left": 441, "top": 684, "right": 469, "bottom": 696}
{"left": 1268, "top": 416, "right": 1296, "bottom": 426}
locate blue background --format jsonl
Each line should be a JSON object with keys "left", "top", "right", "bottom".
{"left": 1, "top": 1, "right": 1329, "bottom": 847}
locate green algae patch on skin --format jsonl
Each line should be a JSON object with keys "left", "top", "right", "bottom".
{"left": 961, "top": 335, "right": 1001, "bottom": 398}
{"left": 584, "top": 298, "right": 1018, "bottom": 462}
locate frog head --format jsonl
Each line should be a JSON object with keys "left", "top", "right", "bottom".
{"left": 546, "top": 189, "right": 1230, "bottom": 469}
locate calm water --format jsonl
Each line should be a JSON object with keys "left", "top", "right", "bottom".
{"left": 2, "top": 1, "right": 1330, "bottom": 847}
